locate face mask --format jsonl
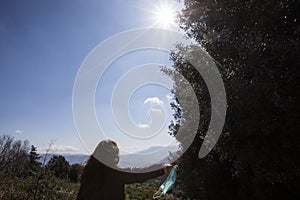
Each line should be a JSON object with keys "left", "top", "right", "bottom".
{"left": 153, "top": 165, "right": 178, "bottom": 199}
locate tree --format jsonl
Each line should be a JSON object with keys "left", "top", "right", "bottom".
{"left": 69, "top": 163, "right": 84, "bottom": 183}
{"left": 164, "top": 0, "right": 300, "bottom": 199}
{"left": 28, "top": 145, "right": 41, "bottom": 174}
{"left": 46, "top": 155, "right": 71, "bottom": 180}
{"left": 0, "top": 134, "right": 30, "bottom": 177}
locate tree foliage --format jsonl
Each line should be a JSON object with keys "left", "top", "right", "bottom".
{"left": 28, "top": 145, "right": 41, "bottom": 175}
{"left": 69, "top": 163, "right": 84, "bottom": 183}
{"left": 0, "top": 134, "right": 84, "bottom": 199}
{"left": 0, "top": 134, "right": 30, "bottom": 177}
{"left": 46, "top": 155, "right": 71, "bottom": 180}
{"left": 164, "top": 0, "right": 299, "bottom": 199}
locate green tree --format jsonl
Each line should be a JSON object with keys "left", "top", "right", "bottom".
{"left": 69, "top": 163, "right": 84, "bottom": 183}
{"left": 0, "top": 134, "right": 30, "bottom": 177}
{"left": 46, "top": 155, "right": 71, "bottom": 180}
{"left": 28, "top": 145, "right": 41, "bottom": 174}
{"left": 164, "top": 0, "right": 299, "bottom": 199}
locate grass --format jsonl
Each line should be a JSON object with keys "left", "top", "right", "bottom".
{"left": 0, "top": 173, "right": 183, "bottom": 200}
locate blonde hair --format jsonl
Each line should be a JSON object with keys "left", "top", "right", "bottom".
{"left": 92, "top": 139, "right": 119, "bottom": 166}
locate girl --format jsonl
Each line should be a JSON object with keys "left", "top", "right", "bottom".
{"left": 77, "top": 140, "right": 172, "bottom": 200}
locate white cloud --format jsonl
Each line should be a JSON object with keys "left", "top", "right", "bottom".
{"left": 15, "top": 129, "right": 23, "bottom": 134}
{"left": 41, "top": 145, "right": 79, "bottom": 153}
{"left": 137, "top": 123, "right": 149, "bottom": 128}
{"left": 166, "top": 94, "right": 173, "bottom": 102}
{"left": 144, "top": 97, "right": 164, "bottom": 106}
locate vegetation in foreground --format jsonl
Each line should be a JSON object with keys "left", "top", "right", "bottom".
{"left": 0, "top": 134, "right": 182, "bottom": 200}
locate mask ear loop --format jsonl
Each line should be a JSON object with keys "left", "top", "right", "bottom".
{"left": 153, "top": 187, "right": 163, "bottom": 199}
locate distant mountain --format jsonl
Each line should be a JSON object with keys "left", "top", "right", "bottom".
{"left": 39, "top": 154, "right": 89, "bottom": 165}
{"left": 63, "top": 154, "right": 89, "bottom": 164}
{"left": 119, "top": 145, "right": 180, "bottom": 168}
{"left": 134, "top": 145, "right": 179, "bottom": 154}
{"left": 39, "top": 145, "right": 180, "bottom": 167}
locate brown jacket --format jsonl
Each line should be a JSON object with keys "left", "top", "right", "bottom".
{"left": 77, "top": 156, "right": 164, "bottom": 200}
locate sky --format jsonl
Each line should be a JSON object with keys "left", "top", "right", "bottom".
{"left": 0, "top": 0, "right": 184, "bottom": 156}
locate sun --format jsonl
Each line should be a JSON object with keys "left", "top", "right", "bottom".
{"left": 154, "top": 5, "right": 176, "bottom": 28}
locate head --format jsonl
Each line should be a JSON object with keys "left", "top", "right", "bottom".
{"left": 92, "top": 139, "right": 119, "bottom": 167}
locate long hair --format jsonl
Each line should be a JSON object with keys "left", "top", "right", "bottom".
{"left": 77, "top": 140, "right": 119, "bottom": 200}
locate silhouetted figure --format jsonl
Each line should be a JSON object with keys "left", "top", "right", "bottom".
{"left": 77, "top": 140, "right": 171, "bottom": 200}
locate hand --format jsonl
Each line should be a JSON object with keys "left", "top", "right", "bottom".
{"left": 164, "top": 164, "right": 173, "bottom": 176}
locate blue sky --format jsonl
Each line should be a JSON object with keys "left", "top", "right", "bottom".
{"left": 0, "top": 0, "right": 183, "bottom": 155}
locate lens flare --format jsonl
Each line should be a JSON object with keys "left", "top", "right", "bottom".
{"left": 153, "top": 4, "right": 176, "bottom": 29}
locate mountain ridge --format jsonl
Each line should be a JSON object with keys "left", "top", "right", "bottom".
{"left": 39, "top": 145, "right": 180, "bottom": 166}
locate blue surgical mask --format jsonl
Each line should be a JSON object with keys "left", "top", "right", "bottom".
{"left": 153, "top": 165, "right": 178, "bottom": 199}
